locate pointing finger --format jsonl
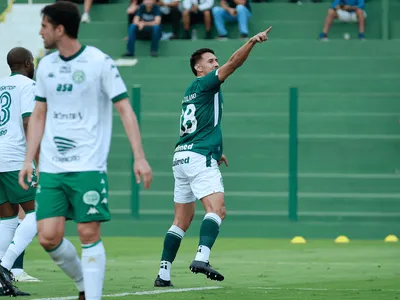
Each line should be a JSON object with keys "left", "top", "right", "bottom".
{"left": 265, "top": 26, "right": 272, "bottom": 34}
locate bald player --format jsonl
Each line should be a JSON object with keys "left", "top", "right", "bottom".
{"left": 0, "top": 47, "right": 40, "bottom": 296}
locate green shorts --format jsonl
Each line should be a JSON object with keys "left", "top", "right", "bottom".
{"left": 0, "top": 170, "right": 37, "bottom": 205}
{"left": 35, "top": 171, "right": 111, "bottom": 223}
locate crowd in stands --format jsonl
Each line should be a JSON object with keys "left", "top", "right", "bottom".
{"left": 78, "top": 0, "right": 367, "bottom": 57}
{"left": 119, "top": 0, "right": 254, "bottom": 57}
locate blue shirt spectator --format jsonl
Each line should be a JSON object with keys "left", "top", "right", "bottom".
{"left": 318, "top": 0, "right": 366, "bottom": 40}
{"left": 331, "top": 0, "right": 365, "bottom": 10}
{"left": 123, "top": 0, "right": 162, "bottom": 57}
{"left": 136, "top": 3, "right": 161, "bottom": 22}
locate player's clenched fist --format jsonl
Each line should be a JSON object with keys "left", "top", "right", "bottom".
{"left": 134, "top": 158, "right": 153, "bottom": 189}
{"left": 250, "top": 26, "right": 272, "bottom": 44}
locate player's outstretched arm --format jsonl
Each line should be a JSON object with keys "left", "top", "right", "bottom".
{"left": 114, "top": 99, "right": 153, "bottom": 189}
{"left": 217, "top": 26, "right": 272, "bottom": 82}
{"left": 19, "top": 101, "right": 47, "bottom": 190}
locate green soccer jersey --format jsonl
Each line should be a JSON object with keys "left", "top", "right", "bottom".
{"left": 175, "top": 69, "right": 224, "bottom": 161}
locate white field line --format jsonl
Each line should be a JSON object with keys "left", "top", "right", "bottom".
{"left": 253, "top": 287, "right": 400, "bottom": 292}
{"left": 31, "top": 286, "right": 222, "bottom": 300}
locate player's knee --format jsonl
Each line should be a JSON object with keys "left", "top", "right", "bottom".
{"left": 173, "top": 215, "right": 193, "bottom": 231}
{"left": 208, "top": 206, "right": 226, "bottom": 220}
{"left": 77, "top": 222, "right": 101, "bottom": 244}
{"left": 38, "top": 230, "right": 63, "bottom": 251}
{"left": 37, "top": 219, "right": 65, "bottom": 251}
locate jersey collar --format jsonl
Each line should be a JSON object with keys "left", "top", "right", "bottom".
{"left": 10, "top": 72, "right": 21, "bottom": 76}
{"left": 59, "top": 45, "right": 87, "bottom": 62}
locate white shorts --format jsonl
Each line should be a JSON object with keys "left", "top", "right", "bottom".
{"left": 337, "top": 9, "right": 367, "bottom": 23}
{"left": 172, "top": 151, "right": 224, "bottom": 204}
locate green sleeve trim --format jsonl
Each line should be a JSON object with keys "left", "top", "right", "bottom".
{"left": 111, "top": 92, "right": 128, "bottom": 103}
{"left": 35, "top": 96, "right": 46, "bottom": 102}
{"left": 22, "top": 112, "right": 31, "bottom": 119}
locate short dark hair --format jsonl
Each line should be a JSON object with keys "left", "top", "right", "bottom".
{"left": 7, "top": 47, "right": 33, "bottom": 71}
{"left": 41, "top": 1, "right": 81, "bottom": 39}
{"left": 190, "top": 48, "right": 215, "bottom": 76}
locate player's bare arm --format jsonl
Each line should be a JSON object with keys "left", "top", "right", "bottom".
{"left": 217, "top": 26, "right": 272, "bottom": 82}
{"left": 114, "top": 98, "right": 153, "bottom": 189}
{"left": 23, "top": 117, "right": 41, "bottom": 167}
{"left": 19, "top": 101, "right": 47, "bottom": 190}
{"left": 22, "top": 117, "right": 41, "bottom": 186}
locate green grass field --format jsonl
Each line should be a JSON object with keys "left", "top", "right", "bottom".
{"left": 14, "top": 237, "right": 400, "bottom": 300}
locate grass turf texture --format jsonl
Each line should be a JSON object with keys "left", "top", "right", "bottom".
{"left": 14, "top": 237, "right": 399, "bottom": 299}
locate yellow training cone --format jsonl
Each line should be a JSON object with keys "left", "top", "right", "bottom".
{"left": 291, "top": 236, "right": 306, "bottom": 244}
{"left": 334, "top": 235, "right": 350, "bottom": 244}
{"left": 384, "top": 235, "right": 399, "bottom": 243}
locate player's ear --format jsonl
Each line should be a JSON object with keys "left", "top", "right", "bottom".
{"left": 56, "top": 24, "right": 65, "bottom": 37}
{"left": 194, "top": 64, "right": 201, "bottom": 73}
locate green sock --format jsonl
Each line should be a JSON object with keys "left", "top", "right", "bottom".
{"left": 195, "top": 213, "right": 222, "bottom": 262}
{"left": 12, "top": 250, "right": 25, "bottom": 269}
{"left": 158, "top": 225, "right": 185, "bottom": 281}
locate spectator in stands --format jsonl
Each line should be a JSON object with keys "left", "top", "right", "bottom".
{"left": 182, "top": 0, "right": 214, "bottom": 39}
{"left": 123, "top": 0, "right": 162, "bottom": 57}
{"left": 157, "top": 0, "right": 181, "bottom": 39}
{"left": 81, "top": 0, "right": 92, "bottom": 23}
{"left": 127, "top": 0, "right": 144, "bottom": 28}
{"left": 212, "top": 0, "right": 251, "bottom": 40}
{"left": 319, "top": 0, "right": 366, "bottom": 40}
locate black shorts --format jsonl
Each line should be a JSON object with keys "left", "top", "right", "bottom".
{"left": 190, "top": 10, "right": 210, "bottom": 24}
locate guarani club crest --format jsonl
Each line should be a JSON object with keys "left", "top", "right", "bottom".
{"left": 72, "top": 70, "right": 85, "bottom": 84}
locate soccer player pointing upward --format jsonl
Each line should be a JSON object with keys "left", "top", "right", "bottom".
{"left": 154, "top": 27, "right": 272, "bottom": 287}
{"left": 18, "top": 1, "right": 152, "bottom": 300}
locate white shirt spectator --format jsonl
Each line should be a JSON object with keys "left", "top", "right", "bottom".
{"left": 182, "top": 0, "right": 214, "bottom": 11}
{"left": 159, "top": 0, "right": 181, "bottom": 14}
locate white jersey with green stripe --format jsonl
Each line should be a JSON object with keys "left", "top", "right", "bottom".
{"left": 0, "top": 73, "right": 36, "bottom": 172}
{"left": 175, "top": 69, "right": 224, "bottom": 161}
{"left": 35, "top": 45, "right": 128, "bottom": 173}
